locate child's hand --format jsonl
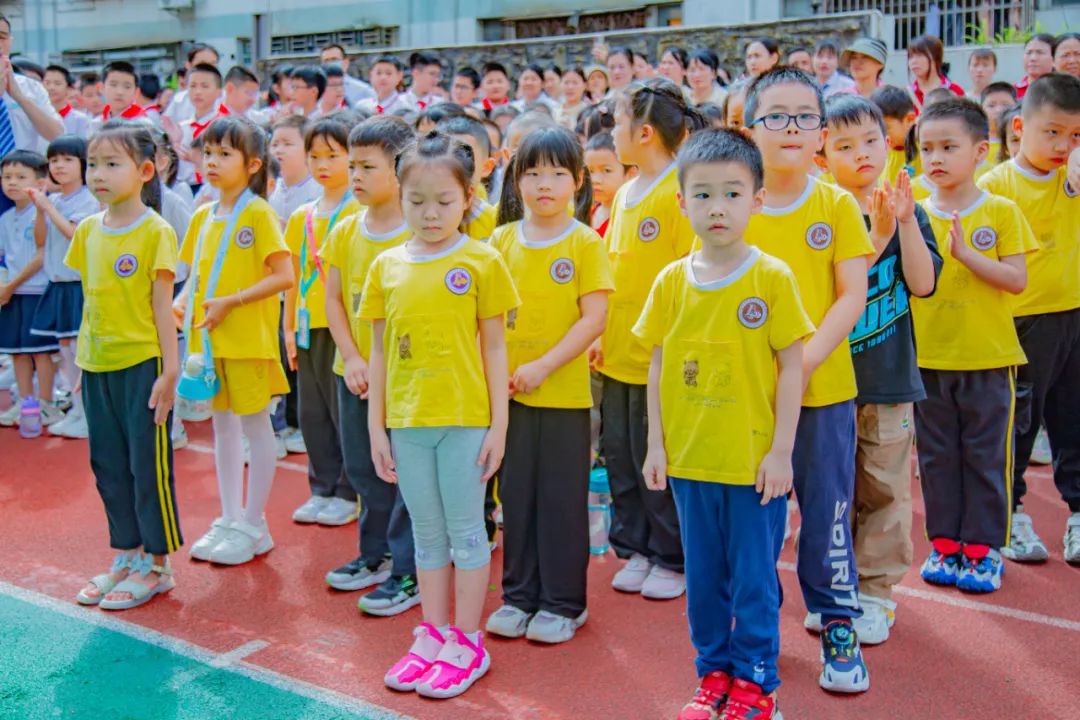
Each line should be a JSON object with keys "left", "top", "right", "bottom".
{"left": 477, "top": 427, "right": 505, "bottom": 482}
{"left": 509, "top": 360, "right": 548, "bottom": 396}
{"left": 343, "top": 356, "right": 369, "bottom": 398}
{"left": 947, "top": 211, "right": 971, "bottom": 262}
{"left": 371, "top": 429, "right": 398, "bottom": 483}
{"left": 195, "top": 296, "right": 235, "bottom": 331}
{"left": 171, "top": 300, "right": 186, "bottom": 330}
{"left": 587, "top": 339, "right": 603, "bottom": 370}
{"left": 756, "top": 448, "right": 793, "bottom": 505}
{"left": 1068, "top": 147, "right": 1080, "bottom": 195}
{"left": 0, "top": 284, "right": 12, "bottom": 307}
{"left": 148, "top": 371, "right": 177, "bottom": 426}
{"left": 25, "top": 187, "right": 48, "bottom": 210}
{"left": 890, "top": 172, "right": 916, "bottom": 222}
{"left": 284, "top": 333, "right": 297, "bottom": 371}
{"left": 868, "top": 187, "right": 896, "bottom": 244}
{"left": 642, "top": 445, "right": 668, "bottom": 491}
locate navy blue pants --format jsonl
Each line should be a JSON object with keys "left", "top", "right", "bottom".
{"left": 792, "top": 401, "right": 861, "bottom": 621}
{"left": 336, "top": 377, "right": 415, "bottom": 575}
{"left": 672, "top": 478, "right": 784, "bottom": 692}
{"left": 83, "top": 357, "right": 182, "bottom": 556}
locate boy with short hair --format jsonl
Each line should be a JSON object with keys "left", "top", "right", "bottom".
{"left": 44, "top": 64, "right": 92, "bottom": 137}
{"left": 405, "top": 51, "right": 443, "bottom": 110}
{"left": 967, "top": 48, "right": 998, "bottom": 98}
{"left": 437, "top": 116, "right": 498, "bottom": 240}
{"left": 78, "top": 71, "right": 104, "bottom": 117}
{"left": 870, "top": 85, "right": 918, "bottom": 182}
{"left": 268, "top": 115, "right": 320, "bottom": 228}
{"left": 742, "top": 67, "right": 874, "bottom": 694}
{"left": 0, "top": 151, "right": 63, "bottom": 428}
{"left": 978, "top": 73, "right": 1080, "bottom": 565}
{"left": 979, "top": 81, "right": 1018, "bottom": 165}
{"left": 320, "top": 64, "right": 348, "bottom": 116}
{"left": 481, "top": 62, "right": 513, "bottom": 113}
{"left": 913, "top": 98, "right": 1036, "bottom": 591}
{"left": 452, "top": 67, "right": 481, "bottom": 107}
{"left": 98, "top": 61, "right": 146, "bottom": 122}
{"left": 177, "top": 63, "right": 228, "bottom": 187}
{"left": 223, "top": 65, "right": 262, "bottom": 120}
{"left": 289, "top": 66, "right": 327, "bottom": 119}
{"left": 638, "top": 128, "right": 812, "bottom": 720}
{"left": 819, "top": 94, "right": 943, "bottom": 644}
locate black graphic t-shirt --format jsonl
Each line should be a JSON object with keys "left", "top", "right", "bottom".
{"left": 850, "top": 204, "right": 943, "bottom": 404}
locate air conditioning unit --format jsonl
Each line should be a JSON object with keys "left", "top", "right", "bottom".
{"left": 158, "top": 0, "right": 193, "bottom": 11}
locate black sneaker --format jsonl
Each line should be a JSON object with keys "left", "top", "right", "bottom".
{"left": 325, "top": 556, "right": 391, "bottom": 592}
{"left": 358, "top": 574, "right": 421, "bottom": 616}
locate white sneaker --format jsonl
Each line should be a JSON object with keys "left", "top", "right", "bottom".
{"left": 292, "top": 495, "right": 331, "bottom": 523}
{"left": 210, "top": 519, "right": 273, "bottom": 565}
{"left": 190, "top": 518, "right": 232, "bottom": 561}
{"left": 852, "top": 596, "right": 895, "bottom": 645}
{"left": 1065, "top": 514, "right": 1080, "bottom": 566}
{"left": 641, "top": 564, "right": 686, "bottom": 600}
{"left": 284, "top": 428, "right": 307, "bottom": 454}
{"left": 41, "top": 403, "right": 65, "bottom": 427}
{"left": 0, "top": 366, "right": 13, "bottom": 391}
{"left": 1030, "top": 427, "right": 1052, "bottom": 465}
{"left": 1001, "top": 508, "right": 1049, "bottom": 563}
{"left": 525, "top": 609, "right": 587, "bottom": 644}
{"left": 56, "top": 408, "right": 88, "bottom": 439}
{"left": 316, "top": 497, "right": 358, "bottom": 526}
{"left": 0, "top": 403, "right": 21, "bottom": 427}
{"left": 172, "top": 420, "right": 189, "bottom": 450}
{"left": 275, "top": 433, "right": 287, "bottom": 459}
{"left": 611, "top": 553, "right": 651, "bottom": 593}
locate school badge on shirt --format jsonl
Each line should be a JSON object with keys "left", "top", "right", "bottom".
{"left": 737, "top": 297, "right": 768, "bottom": 328}
{"left": 971, "top": 226, "right": 997, "bottom": 251}
{"left": 550, "top": 258, "right": 575, "bottom": 284}
{"left": 806, "top": 222, "right": 833, "bottom": 250}
{"left": 114, "top": 254, "right": 138, "bottom": 277}
{"left": 235, "top": 226, "right": 255, "bottom": 249}
{"left": 445, "top": 267, "right": 472, "bottom": 295}
{"left": 638, "top": 217, "right": 660, "bottom": 242}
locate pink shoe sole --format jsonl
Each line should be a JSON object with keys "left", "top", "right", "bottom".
{"left": 415, "top": 652, "right": 491, "bottom": 699}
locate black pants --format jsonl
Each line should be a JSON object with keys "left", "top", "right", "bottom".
{"left": 501, "top": 402, "right": 590, "bottom": 617}
{"left": 601, "top": 376, "right": 683, "bottom": 572}
{"left": 336, "top": 377, "right": 415, "bottom": 574}
{"left": 1013, "top": 309, "right": 1080, "bottom": 512}
{"left": 83, "top": 358, "right": 183, "bottom": 556}
{"left": 297, "top": 328, "right": 354, "bottom": 501}
{"left": 915, "top": 368, "right": 1015, "bottom": 547}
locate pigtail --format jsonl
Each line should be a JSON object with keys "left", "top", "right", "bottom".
{"left": 573, "top": 170, "right": 594, "bottom": 226}
{"left": 903, "top": 123, "right": 919, "bottom": 165}
{"left": 496, "top": 153, "right": 524, "bottom": 226}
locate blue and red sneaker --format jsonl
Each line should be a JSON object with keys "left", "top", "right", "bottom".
{"left": 719, "top": 679, "right": 782, "bottom": 719}
{"left": 819, "top": 620, "right": 869, "bottom": 693}
{"left": 920, "top": 548, "right": 962, "bottom": 586}
{"left": 678, "top": 670, "right": 732, "bottom": 720}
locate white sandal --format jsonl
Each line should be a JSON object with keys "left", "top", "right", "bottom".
{"left": 76, "top": 553, "right": 131, "bottom": 606}
{"left": 99, "top": 553, "right": 175, "bottom": 611}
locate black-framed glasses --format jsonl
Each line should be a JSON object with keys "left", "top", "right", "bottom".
{"left": 749, "top": 112, "right": 824, "bottom": 131}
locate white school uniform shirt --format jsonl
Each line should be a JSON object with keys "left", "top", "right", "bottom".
{"left": 3, "top": 75, "right": 62, "bottom": 153}
{"left": 512, "top": 92, "right": 560, "bottom": 114}
{"left": 0, "top": 205, "right": 49, "bottom": 294}
{"left": 355, "top": 92, "right": 415, "bottom": 116}
{"left": 44, "top": 187, "right": 100, "bottom": 282}
{"left": 404, "top": 90, "right": 443, "bottom": 111}
{"left": 58, "top": 105, "right": 93, "bottom": 138}
{"left": 177, "top": 107, "right": 222, "bottom": 184}
{"left": 161, "top": 184, "right": 194, "bottom": 283}
{"left": 344, "top": 75, "right": 377, "bottom": 106}
{"left": 268, "top": 175, "right": 321, "bottom": 227}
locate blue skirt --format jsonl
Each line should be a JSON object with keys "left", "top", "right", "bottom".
{"left": 30, "top": 281, "right": 83, "bottom": 339}
{"left": 0, "top": 293, "right": 59, "bottom": 353}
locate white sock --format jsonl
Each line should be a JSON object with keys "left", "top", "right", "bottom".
{"left": 212, "top": 410, "right": 244, "bottom": 522}
{"left": 241, "top": 410, "right": 277, "bottom": 525}
{"left": 58, "top": 341, "right": 80, "bottom": 391}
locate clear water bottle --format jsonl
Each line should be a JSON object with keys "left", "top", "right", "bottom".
{"left": 588, "top": 467, "right": 612, "bottom": 555}
{"left": 19, "top": 397, "right": 41, "bottom": 438}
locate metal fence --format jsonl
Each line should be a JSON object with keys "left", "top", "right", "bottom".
{"left": 817, "top": 0, "right": 1036, "bottom": 48}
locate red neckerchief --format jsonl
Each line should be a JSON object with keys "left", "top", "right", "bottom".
{"left": 102, "top": 103, "right": 146, "bottom": 121}
{"left": 1015, "top": 76, "right": 1030, "bottom": 99}
{"left": 191, "top": 104, "right": 229, "bottom": 140}
{"left": 58, "top": 104, "right": 72, "bottom": 118}
{"left": 482, "top": 96, "right": 510, "bottom": 112}
{"left": 375, "top": 93, "right": 399, "bottom": 115}
{"left": 144, "top": 103, "right": 162, "bottom": 114}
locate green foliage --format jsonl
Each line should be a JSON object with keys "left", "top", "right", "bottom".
{"left": 964, "top": 19, "right": 1050, "bottom": 47}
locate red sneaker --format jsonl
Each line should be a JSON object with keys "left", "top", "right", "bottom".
{"left": 677, "top": 670, "right": 732, "bottom": 720}
{"left": 719, "top": 679, "right": 781, "bottom": 720}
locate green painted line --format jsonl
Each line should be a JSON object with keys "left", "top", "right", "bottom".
{"left": 0, "top": 589, "right": 409, "bottom": 720}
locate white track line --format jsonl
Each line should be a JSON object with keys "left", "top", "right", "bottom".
{"left": 775, "top": 560, "right": 1080, "bottom": 632}
{"left": 185, "top": 441, "right": 309, "bottom": 474}
{"left": 0, "top": 581, "right": 414, "bottom": 720}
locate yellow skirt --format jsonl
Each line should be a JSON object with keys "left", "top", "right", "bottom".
{"left": 212, "top": 358, "right": 290, "bottom": 415}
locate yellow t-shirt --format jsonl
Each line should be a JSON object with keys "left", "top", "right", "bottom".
{"left": 284, "top": 196, "right": 362, "bottom": 329}
{"left": 633, "top": 248, "right": 814, "bottom": 484}
{"left": 464, "top": 196, "right": 498, "bottom": 242}
{"left": 601, "top": 163, "right": 695, "bottom": 385}
{"left": 911, "top": 174, "right": 936, "bottom": 202}
{"left": 744, "top": 176, "right": 874, "bottom": 407}
{"left": 913, "top": 192, "right": 1037, "bottom": 370}
{"left": 65, "top": 210, "right": 178, "bottom": 372}
{"left": 360, "top": 236, "right": 521, "bottom": 428}
{"left": 978, "top": 160, "right": 1080, "bottom": 316}
{"left": 321, "top": 212, "right": 410, "bottom": 375}
{"left": 490, "top": 220, "right": 614, "bottom": 409}
{"left": 179, "top": 198, "right": 289, "bottom": 360}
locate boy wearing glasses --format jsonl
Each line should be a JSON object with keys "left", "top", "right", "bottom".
{"left": 742, "top": 68, "right": 875, "bottom": 694}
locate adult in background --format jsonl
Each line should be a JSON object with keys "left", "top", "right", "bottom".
{"left": 967, "top": 48, "right": 997, "bottom": 98}
{"left": 744, "top": 37, "right": 780, "bottom": 79}
{"left": 786, "top": 46, "right": 813, "bottom": 74}
{"left": 1015, "top": 33, "right": 1055, "bottom": 99}
{"left": 841, "top": 37, "right": 888, "bottom": 98}
{"left": 685, "top": 48, "right": 727, "bottom": 107}
{"left": 605, "top": 47, "right": 636, "bottom": 95}
{"left": 907, "top": 34, "right": 965, "bottom": 113}
{"left": 557, "top": 66, "right": 590, "bottom": 131}
{"left": 319, "top": 43, "right": 376, "bottom": 105}
{"left": 657, "top": 47, "right": 688, "bottom": 88}
{"left": 586, "top": 65, "right": 610, "bottom": 103}
{"left": 1054, "top": 33, "right": 1080, "bottom": 78}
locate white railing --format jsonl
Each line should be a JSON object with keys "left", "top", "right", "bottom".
{"left": 814, "top": 0, "right": 1036, "bottom": 48}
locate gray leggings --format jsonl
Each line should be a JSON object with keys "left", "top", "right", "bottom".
{"left": 391, "top": 426, "right": 491, "bottom": 571}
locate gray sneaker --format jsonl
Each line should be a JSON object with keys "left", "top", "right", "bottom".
{"left": 1001, "top": 508, "right": 1049, "bottom": 563}
{"left": 1065, "top": 514, "right": 1080, "bottom": 566}
{"left": 325, "top": 556, "right": 391, "bottom": 591}
{"left": 525, "top": 609, "right": 588, "bottom": 644}
{"left": 485, "top": 604, "right": 532, "bottom": 638}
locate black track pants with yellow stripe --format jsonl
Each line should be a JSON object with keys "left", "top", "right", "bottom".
{"left": 83, "top": 357, "right": 183, "bottom": 555}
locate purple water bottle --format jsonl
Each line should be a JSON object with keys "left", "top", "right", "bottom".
{"left": 19, "top": 397, "right": 41, "bottom": 438}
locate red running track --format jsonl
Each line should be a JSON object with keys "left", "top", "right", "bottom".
{"left": 1, "top": 420, "right": 1079, "bottom": 719}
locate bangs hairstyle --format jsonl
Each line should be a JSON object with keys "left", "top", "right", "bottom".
{"left": 676, "top": 128, "right": 764, "bottom": 192}
{"left": 1023, "top": 72, "right": 1080, "bottom": 116}
{"left": 585, "top": 130, "right": 627, "bottom": 167}
{"left": 396, "top": 130, "right": 476, "bottom": 203}
{"left": 46, "top": 134, "right": 89, "bottom": 183}
{"left": 304, "top": 116, "right": 351, "bottom": 153}
{"left": 500, "top": 125, "right": 593, "bottom": 226}
{"left": 348, "top": 115, "right": 416, "bottom": 163}
{"left": 87, "top": 120, "right": 162, "bottom": 212}
{"left": 662, "top": 47, "right": 689, "bottom": 70}
{"left": 199, "top": 115, "right": 272, "bottom": 198}
{"left": 744, "top": 66, "right": 823, "bottom": 125}
{"left": 619, "top": 77, "right": 705, "bottom": 154}
{"left": 908, "top": 34, "right": 947, "bottom": 76}
{"left": 438, "top": 115, "right": 492, "bottom": 157}
{"left": 869, "top": 85, "right": 914, "bottom": 120}
{"left": 189, "top": 62, "right": 223, "bottom": 87}
{"left": 1, "top": 149, "right": 48, "bottom": 177}
{"left": 918, "top": 97, "right": 989, "bottom": 142}
{"left": 825, "top": 94, "right": 886, "bottom": 136}
{"left": 415, "top": 102, "right": 467, "bottom": 131}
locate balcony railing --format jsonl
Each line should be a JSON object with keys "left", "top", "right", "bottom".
{"left": 813, "top": 0, "right": 1036, "bottom": 48}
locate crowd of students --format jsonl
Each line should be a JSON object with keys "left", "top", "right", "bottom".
{"left": 2, "top": 24, "right": 1080, "bottom": 720}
